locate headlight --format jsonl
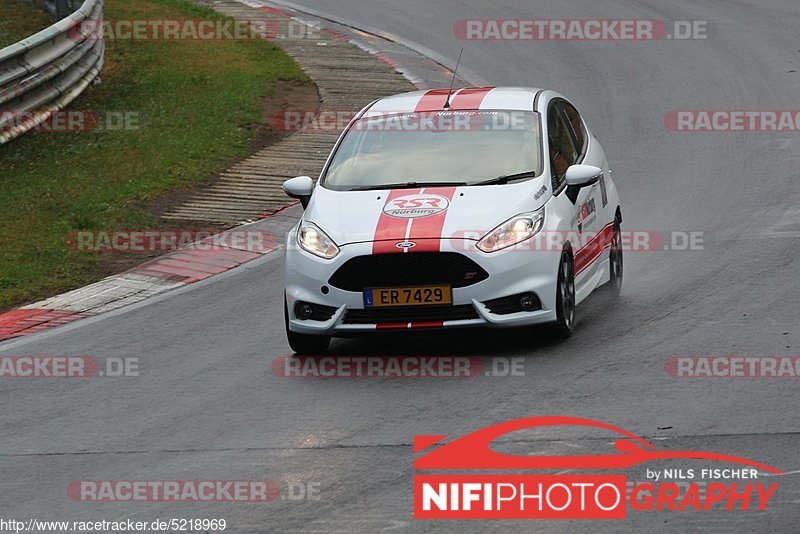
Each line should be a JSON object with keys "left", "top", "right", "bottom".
{"left": 476, "top": 209, "right": 545, "bottom": 253}
{"left": 297, "top": 221, "right": 339, "bottom": 259}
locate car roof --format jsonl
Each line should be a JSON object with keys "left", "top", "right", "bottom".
{"left": 365, "top": 86, "right": 546, "bottom": 114}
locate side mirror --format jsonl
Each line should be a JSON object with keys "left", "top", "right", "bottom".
{"left": 565, "top": 164, "right": 603, "bottom": 188}
{"left": 282, "top": 176, "right": 314, "bottom": 208}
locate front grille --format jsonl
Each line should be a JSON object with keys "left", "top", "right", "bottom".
{"left": 344, "top": 305, "right": 479, "bottom": 324}
{"left": 329, "top": 252, "right": 489, "bottom": 292}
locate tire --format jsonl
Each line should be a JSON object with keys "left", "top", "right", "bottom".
{"left": 551, "top": 251, "right": 576, "bottom": 338}
{"left": 284, "top": 299, "right": 331, "bottom": 355}
{"left": 606, "top": 218, "right": 623, "bottom": 297}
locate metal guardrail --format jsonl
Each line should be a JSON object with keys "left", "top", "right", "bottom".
{"left": 0, "top": 0, "right": 104, "bottom": 144}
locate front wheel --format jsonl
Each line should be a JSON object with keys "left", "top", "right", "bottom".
{"left": 284, "top": 300, "right": 330, "bottom": 355}
{"left": 606, "top": 219, "right": 623, "bottom": 297}
{"left": 550, "top": 251, "right": 576, "bottom": 338}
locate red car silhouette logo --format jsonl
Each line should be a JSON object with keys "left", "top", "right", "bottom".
{"left": 414, "top": 416, "right": 782, "bottom": 473}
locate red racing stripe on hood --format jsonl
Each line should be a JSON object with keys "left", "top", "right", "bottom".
{"left": 371, "top": 187, "right": 457, "bottom": 254}
{"left": 406, "top": 187, "right": 457, "bottom": 253}
{"left": 372, "top": 189, "right": 421, "bottom": 254}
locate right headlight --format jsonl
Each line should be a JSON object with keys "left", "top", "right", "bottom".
{"left": 476, "top": 209, "right": 545, "bottom": 253}
{"left": 297, "top": 221, "right": 339, "bottom": 259}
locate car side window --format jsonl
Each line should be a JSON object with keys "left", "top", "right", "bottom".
{"left": 559, "top": 100, "right": 586, "bottom": 159}
{"left": 547, "top": 104, "right": 578, "bottom": 191}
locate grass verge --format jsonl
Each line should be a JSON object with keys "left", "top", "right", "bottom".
{"left": 0, "top": 0, "right": 310, "bottom": 310}
{"left": 0, "top": 0, "right": 55, "bottom": 49}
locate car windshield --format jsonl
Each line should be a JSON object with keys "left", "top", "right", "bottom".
{"left": 322, "top": 110, "right": 542, "bottom": 190}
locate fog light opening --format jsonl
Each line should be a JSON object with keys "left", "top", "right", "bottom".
{"left": 295, "top": 302, "right": 314, "bottom": 320}
{"left": 520, "top": 294, "right": 538, "bottom": 311}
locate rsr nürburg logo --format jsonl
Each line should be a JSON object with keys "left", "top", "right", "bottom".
{"left": 383, "top": 194, "right": 450, "bottom": 218}
{"left": 413, "top": 416, "right": 782, "bottom": 520}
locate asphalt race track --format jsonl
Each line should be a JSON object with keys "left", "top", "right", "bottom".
{"left": 2, "top": 0, "right": 799, "bottom": 531}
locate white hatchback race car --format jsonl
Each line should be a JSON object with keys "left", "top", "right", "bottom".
{"left": 282, "top": 87, "right": 622, "bottom": 354}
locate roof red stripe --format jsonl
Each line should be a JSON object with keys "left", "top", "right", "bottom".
{"left": 413, "top": 89, "right": 454, "bottom": 112}
{"left": 448, "top": 86, "right": 495, "bottom": 110}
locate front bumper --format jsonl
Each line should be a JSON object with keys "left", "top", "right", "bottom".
{"left": 284, "top": 237, "right": 561, "bottom": 336}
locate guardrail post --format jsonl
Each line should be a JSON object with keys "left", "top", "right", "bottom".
{"left": 31, "top": 0, "right": 48, "bottom": 12}
{"left": 54, "top": 0, "right": 72, "bottom": 19}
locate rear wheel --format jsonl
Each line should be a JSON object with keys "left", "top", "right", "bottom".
{"left": 551, "top": 251, "right": 575, "bottom": 338}
{"left": 607, "top": 218, "right": 623, "bottom": 297}
{"left": 284, "top": 299, "right": 330, "bottom": 355}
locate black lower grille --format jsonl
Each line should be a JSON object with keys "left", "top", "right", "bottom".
{"left": 482, "top": 293, "right": 542, "bottom": 315}
{"left": 296, "top": 302, "right": 337, "bottom": 321}
{"left": 329, "top": 252, "right": 489, "bottom": 292}
{"left": 344, "top": 305, "right": 479, "bottom": 324}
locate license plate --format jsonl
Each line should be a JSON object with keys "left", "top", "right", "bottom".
{"left": 364, "top": 285, "right": 452, "bottom": 307}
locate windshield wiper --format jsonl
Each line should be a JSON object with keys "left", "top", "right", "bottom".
{"left": 350, "top": 181, "right": 467, "bottom": 191}
{"left": 472, "top": 170, "right": 537, "bottom": 186}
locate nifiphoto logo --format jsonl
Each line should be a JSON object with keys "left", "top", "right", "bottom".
{"left": 414, "top": 417, "right": 781, "bottom": 519}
